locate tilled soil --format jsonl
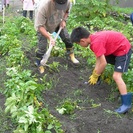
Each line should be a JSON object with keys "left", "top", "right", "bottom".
{"left": 26, "top": 49, "right": 133, "bottom": 133}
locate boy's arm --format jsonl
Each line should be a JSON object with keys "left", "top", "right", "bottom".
{"left": 88, "top": 55, "right": 107, "bottom": 85}
{"left": 95, "top": 55, "right": 107, "bottom": 75}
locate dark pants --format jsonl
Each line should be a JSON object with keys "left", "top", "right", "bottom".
{"left": 23, "top": 10, "right": 33, "bottom": 20}
{"left": 36, "top": 27, "right": 73, "bottom": 59}
{"left": 105, "top": 49, "right": 132, "bottom": 72}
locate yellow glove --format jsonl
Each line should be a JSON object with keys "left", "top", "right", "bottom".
{"left": 88, "top": 70, "right": 101, "bottom": 85}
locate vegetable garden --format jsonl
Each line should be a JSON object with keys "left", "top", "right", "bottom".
{"left": 0, "top": 0, "right": 133, "bottom": 133}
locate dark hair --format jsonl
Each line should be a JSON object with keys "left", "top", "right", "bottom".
{"left": 70, "top": 27, "right": 90, "bottom": 43}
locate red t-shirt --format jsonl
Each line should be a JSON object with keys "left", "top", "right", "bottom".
{"left": 90, "top": 31, "right": 131, "bottom": 57}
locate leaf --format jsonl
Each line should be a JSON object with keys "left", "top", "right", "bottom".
{"left": 10, "top": 105, "right": 17, "bottom": 114}
{"left": 47, "top": 124, "right": 54, "bottom": 130}
{"left": 56, "top": 108, "right": 66, "bottom": 115}
{"left": 45, "top": 130, "right": 52, "bottom": 133}
{"left": 5, "top": 104, "right": 12, "bottom": 113}
{"left": 5, "top": 96, "right": 17, "bottom": 113}
{"left": 5, "top": 96, "right": 17, "bottom": 106}
{"left": 11, "top": 111, "right": 18, "bottom": 118}
{"left": 13, "top": 129, "right": 27, "bottom": 133}
{"left": 24, "top": 124, "right": 29, "bottom": 132}
{"left": 18, "top": 116, "right": 28, "bottom": 124}
{"left": 37, "top": 124, "right": 43, "bottom": 132}
{"left": 27, "top": 105, "right": 34, "bottom": 114}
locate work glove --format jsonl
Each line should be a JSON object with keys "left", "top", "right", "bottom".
{"left": 88, "top": 70, "right": 101, "bottom": 85}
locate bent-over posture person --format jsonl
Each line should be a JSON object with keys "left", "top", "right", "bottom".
{"left": 34, "top": 0, "right": 79, "bottom": 73}
{"left": 70, "top": 26, "right": 132, "bottom": 114}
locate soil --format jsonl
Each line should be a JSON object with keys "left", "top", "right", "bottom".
{"left": 1, "top": 36, "right": 133, "bottom": 133}
{"left": 26, "top": 49, "right": 133, "bottom": 133}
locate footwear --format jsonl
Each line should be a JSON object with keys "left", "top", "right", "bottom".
{"left": 115, "top": 93, "right": 132, "bottom": 114}
{"left": 69, "top": 53, "right": 80, "bottom": 64}
{"left": 38, "top": 65, "right": 45, "bottom": 74}
{"left": 66, "top": 47, "right": 79, "bottom": 64}
{"left": 35, "top": 53, "right": 44, "bottom": 66}
{"left": 34, "top": 58, "right": 45, "bottom": 74}
{"left": 34, "top": 59, "right": 40, "bottom": 66}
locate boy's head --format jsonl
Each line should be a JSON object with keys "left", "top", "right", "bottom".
{"left": 70, "top": 27, "right": 90, "bottom": 47}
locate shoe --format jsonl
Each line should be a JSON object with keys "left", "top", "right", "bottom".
{"left": 115, "top": 93, "right": 132, "bottom": 114}
{"left": 34, "top": 59, "right": 45, "bottom": 74}
{"left": 34, "top": 59, "right": 40, "bottom": 66}
{"left": 66, "top": 47, "right": 79, "bottom": 64}
{"left": 38, "top": 65, "right": 45, "bottom": 74}
{"left": 69, "top": 53, "right": 80, "bottom": 64}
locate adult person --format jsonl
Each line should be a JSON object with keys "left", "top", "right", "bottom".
{"left": 6, "top": 0, "right": 9, "bottom": 7}
{"left": 34, "top": 0, "right": 79, "bottom": 73}
{"left": 1, "top": 0, "right": 9, "bottom": 8}
{"left": 70, "top": 26, "right": 132, "bottom": 114}
{"left": 22, "top": 0, "right": 35, "bottom": 20}
{"left": 4, "top": 0, "right": 9, "bottom": 8}
{"left": 1, "top": 0, "right": 9, "bottom": 9}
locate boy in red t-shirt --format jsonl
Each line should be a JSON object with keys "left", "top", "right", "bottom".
{"left": 71, "top": 26, "right": 132, "bottom": 114}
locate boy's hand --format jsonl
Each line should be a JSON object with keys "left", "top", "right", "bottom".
{"left": 88, "top": 70, "right": 101, "bottom": 85}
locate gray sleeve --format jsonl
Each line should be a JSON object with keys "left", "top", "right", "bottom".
{"left": 34, "top": 6, "right": 47, "bottom": 31}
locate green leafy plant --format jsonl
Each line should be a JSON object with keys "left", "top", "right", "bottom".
{"left": 49, "top": 61, "right": 60, "bottom": 72}
{"left": 6, "top": 47, "right": 26, "bottom": 67}
{"left": 4, "top": 66, "right": 63, "bottom": 132}
{"left": 0, "top": 35, "right": 21, "bottom": 55}
{"left": 39, "top": 74, "right": 53, "bottom": 91}
{"left": 89, "top": 99, "right": 101, "bottom": 108}
{"left": 2, "top": 16, "right": 64, "bottom": 132}
{"left": 73, "top": 89, "right": 83, "bottom": 96}
{"left": 57, "top": 99, "right": 77, "bottom": 115}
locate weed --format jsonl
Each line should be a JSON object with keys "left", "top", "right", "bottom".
{"left": 56, "top": 99, "right": 78, "bottom": 115}
{"left": 73, "top": 89, "right": 83, "bottom": 96}
{"left": 49, "top": 61, "right": 60, "bottom": 73}
{"left": 104, "top": 109, "right": 122, "bottom": 119}
{"left": 89, "top": 99, "right": 101, "bottom": 108}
